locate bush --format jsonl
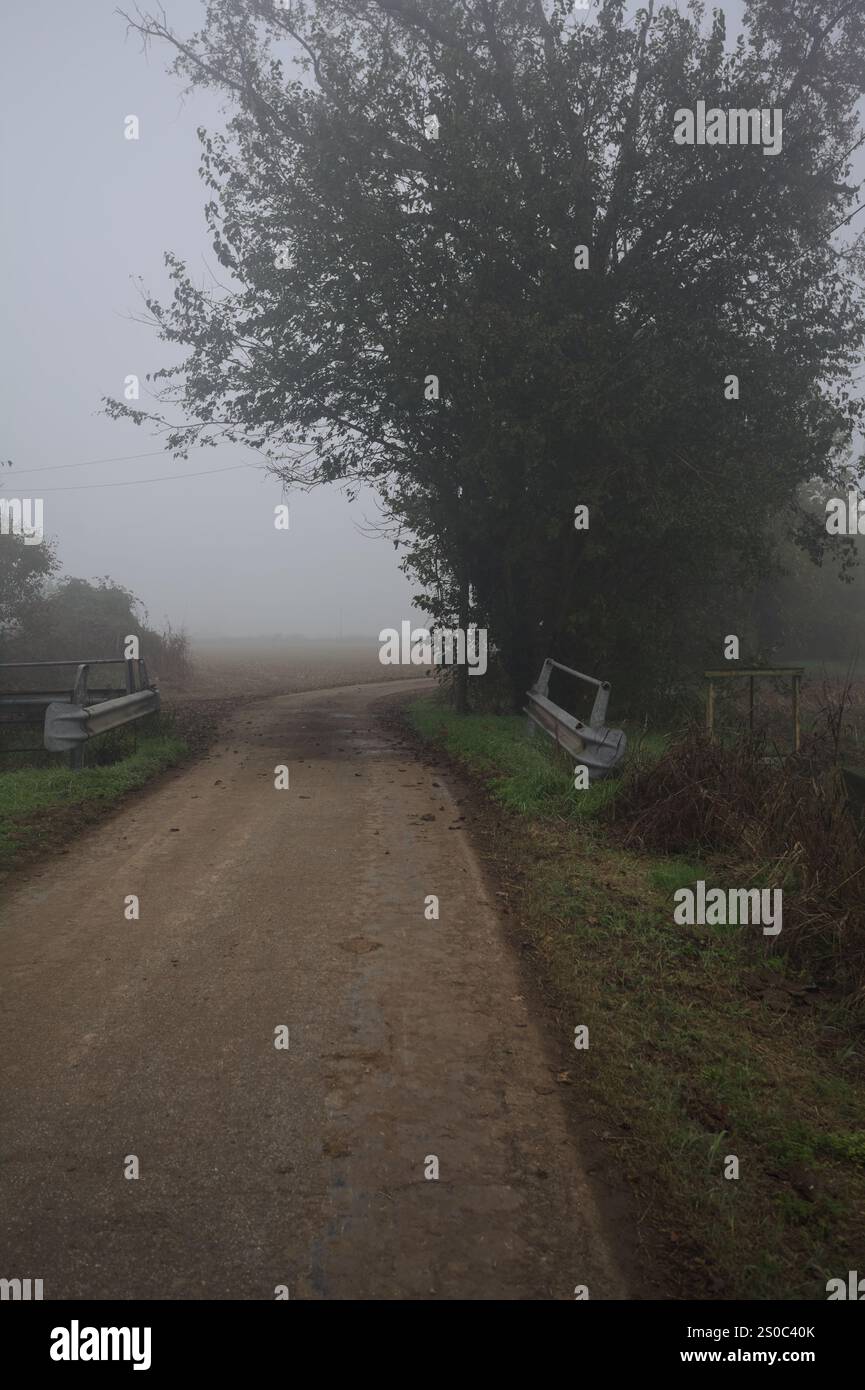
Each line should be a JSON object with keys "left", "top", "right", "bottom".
{"left": 144, "top": 621, "right": 192, "bottom": 688}
{"left": 608, "top": 728, "right": 865, "bottom": 1008}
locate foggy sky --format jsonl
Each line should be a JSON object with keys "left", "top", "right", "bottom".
{"left": 1, "top": 0, "right": 420, "bottom": 640}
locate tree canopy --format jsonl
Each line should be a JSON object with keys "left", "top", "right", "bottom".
{"left": 108, "top": 0, "right": 865, "bottom": 708}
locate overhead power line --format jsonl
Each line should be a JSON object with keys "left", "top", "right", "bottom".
{"left": 31, "top": 463, "right": 266, "bottom": 493}
{"left": 6, "top": 450, "right": 170, "bottom": 476}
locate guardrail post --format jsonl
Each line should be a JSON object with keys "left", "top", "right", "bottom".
{"left": 590, "top": 681, "right": 611, "bottom": 726}
{"left": 72, "top": 664, "right": 89, "bottom": 704}
{"left": 70, "top": 665, "right": 89, "bottom": 768}
{"left": 535, "top": 659, "right": 553, "bottom": 699}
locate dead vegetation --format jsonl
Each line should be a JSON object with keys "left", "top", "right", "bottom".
{"left": 608, "top": 678, "right": 865, "bottom": 1010}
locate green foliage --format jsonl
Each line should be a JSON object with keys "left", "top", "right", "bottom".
{"left": 107, "top": 1, "right": 865, "bottom": 709}
{"left": 0, "top": 532, "right": 58, "bottom": 656}
{"left": 820, "top": 1132, "right": 865, "bottom": 1167}
{"left": 408, "top": 686, "right": 865, "bottom": 1297}
{"left": 12, "top": 575, "right": 145, "bottom": 660}
{"left": 1, "top": 572, "right": 192, "bottom": 684}
{"left": 406, "top": 694, "right": 622, "bottom": 818}
{"left": 648, "top": 858, "right": 709, "bottom": 893}
{"left": 0, "top": 725, "right": 188, "bottom": 871}
{"left": 610, "top": 726, "right": 865, "bottom": 1003}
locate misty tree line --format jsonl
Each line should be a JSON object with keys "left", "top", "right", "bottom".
{"left": 0, "top": 533, "right": 191, "bottom": 682}
{"left": 106, "top": 0, "right": 865, "bottom": 712}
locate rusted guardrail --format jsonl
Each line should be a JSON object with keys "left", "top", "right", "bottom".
{"left": 524, "top": 658, "right": 626, "bottom": 780}
{"left": 0, "top": 658, "right": 159, "bottom": 768}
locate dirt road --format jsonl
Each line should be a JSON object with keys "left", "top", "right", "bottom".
{"left": 0, "top": 680, "right": 625, "bottom": 1299}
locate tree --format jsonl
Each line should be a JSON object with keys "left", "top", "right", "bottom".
{"left": 754, "top": 468, "right": 865, "bottom": 663}
{"left": 11, "top": 576, "right": 146, "bottom": 661}
{"left": 108, "top": 0, "right": 865, "bottom": 709}
{"left": 2, "top": 571, "right": 192, "bottom": 683}
{"left": 0, "top": 532, "right": 57, "bottom": 659}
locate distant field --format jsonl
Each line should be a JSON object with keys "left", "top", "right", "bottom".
{"left": 172, "top": 637, "right": 428, "bottom": 701}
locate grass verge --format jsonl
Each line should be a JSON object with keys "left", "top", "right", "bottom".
{"left": 405, "top": 694, "right": 865, "bottom": 1300}
{"left": 0, "top": 714, "right": 188, "bottom": 877}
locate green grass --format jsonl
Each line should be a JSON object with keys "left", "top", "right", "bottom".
{"left": 0, "top": 717, "right": 188, "bottom": 872}
{"left": 406, "top": 692, "right": 865, "bottom": 1300}
{"left": 407, "top": 698, "right": 659, "bottom": 820}
{"left": 648, "top": 858, "right": 709, "bottom": 893}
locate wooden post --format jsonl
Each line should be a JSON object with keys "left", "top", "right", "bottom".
{"left": 792, "top": 673, "right": 801, "bottom": 753}
{"left": 748, "top": 675, "right": 755, "bottom": 733}
{"left": 706, "top": 680, "right": 715, "bottom": 739}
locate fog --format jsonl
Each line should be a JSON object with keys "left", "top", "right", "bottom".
{"left": 0, "top": 0, "right": 421, "bottom": 640}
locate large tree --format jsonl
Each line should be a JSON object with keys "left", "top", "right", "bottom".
{"left": 109, "top": 0, "right": 865, "bottom": 709}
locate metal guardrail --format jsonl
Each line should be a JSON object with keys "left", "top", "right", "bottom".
{"left": 0, "top": 658, "right": 159, "bottom": 768}
{"left": 524, "top": 658, "right": 626, "bottom": 780}
{"left": 44, "top": 689, "right": 160, "bottom": 754}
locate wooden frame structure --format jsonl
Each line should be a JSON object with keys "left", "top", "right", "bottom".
{"left": 704, "top": 666, "right": 805, "bottom": 753}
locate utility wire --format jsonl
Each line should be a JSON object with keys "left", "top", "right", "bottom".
{"left": 32, "top": 463, "right": 266, "bottom": 493}
{"left": 5, "top": 450, "right": 170, "bottom": 476}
